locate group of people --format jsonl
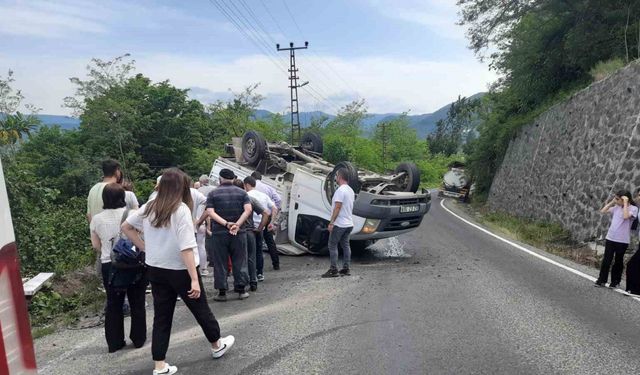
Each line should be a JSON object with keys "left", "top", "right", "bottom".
{"left": 597, "top": 189, "right": 640, "bottom": 295}
{"left": 85, "top": 158, "right": 356, "bottom": 375}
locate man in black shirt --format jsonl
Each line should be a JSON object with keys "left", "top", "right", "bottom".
{"left": 201, "top": 169, "right": 252, "bottom": 301}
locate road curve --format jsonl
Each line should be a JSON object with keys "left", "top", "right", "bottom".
{"left": 35, "top": 194, "right": 640, "bottom": 374}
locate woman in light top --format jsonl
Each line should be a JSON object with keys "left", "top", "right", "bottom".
{"left": 596, "top": 190, "right": 638, "bottom": 288}
{"left": 122, "top": 168, "right": 234, "bottom": 375}
{"left": 90, "top": 183, "right": 146, "bottom": 353}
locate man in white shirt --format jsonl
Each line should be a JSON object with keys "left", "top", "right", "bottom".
{"left": 86, "top": 159, "right": 122, "bottom": 222}
{"left": 250, "top": 172, "right": 282, "bottom": 271}
{"left": 191, "top": 188, "right": 209, "bottom": 275}
{"left": 198, "top": 175, "right": 216, "bottom": 197}
{"left": 243, "top": 176, "right": 277, "bottom": 281}
{"left": 322, "top": 168, "right": 355, "bottom": 278}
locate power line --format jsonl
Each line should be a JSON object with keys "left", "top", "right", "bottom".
{"left": 208, "top": 0, "right": 341, "bottom": 113}
{"left": 239, "top": 0, "right": 277, "bottom": 45}
{"left": 235, "top": 1, "right": 341, "bottom": 113}
{"left": 209, "top": 0, "right": 287, "bottom": 74}
{"left": 259, "top": 0, "right": 288, "bottom": 38}
{"left": 280, "top": 0, "right": 361, "bottom": 100}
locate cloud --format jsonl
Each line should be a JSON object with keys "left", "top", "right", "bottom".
{"left": 364, "top": 0, "right": 465, "bottom": 40}
{"left": 0, "top": 52, "right": 497, "bottom": 116}
{"left": 0, "top": 0, "right": 109, "bottom": 37}
{"left": 0, "top": 0, "right": 227, "bottom": 39}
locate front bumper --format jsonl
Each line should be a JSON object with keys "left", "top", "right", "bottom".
{"left": 352, "top": 190, "right": 431, "bottom": 238}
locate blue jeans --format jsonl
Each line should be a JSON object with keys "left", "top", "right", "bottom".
{"left": 328, "top": 226, "right": 353, "bottom": 269}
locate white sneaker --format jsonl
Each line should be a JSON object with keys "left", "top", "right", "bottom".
{"left": 211, "top": 335, "right": 235, "bottom": 359}
{"left": 153, "top": 363, "right": 178, "bottom": 375}
{"left": 201, "top": 269, "right": 210, "bottom": 276}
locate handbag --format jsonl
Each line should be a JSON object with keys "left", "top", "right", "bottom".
{"left": 108, "top": 209, "right": 145, "bottom": 291}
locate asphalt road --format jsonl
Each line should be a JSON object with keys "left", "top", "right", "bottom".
{"left": 35, "top": 195, "right": 640, "bottom": 374}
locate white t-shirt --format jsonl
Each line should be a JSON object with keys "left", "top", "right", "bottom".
{"left": 87, "top": 182, "right": 107, "bottom": 220}
{"left": 125, "top": 191, "right": 139, "bottom": 209}
{"left": 90, "top": 207, "right": 127, "bottom": 264}
{"left": 126, "top": 203, "right": 199, "bottom": 270}
{"left": 332, "top": 184, "right": 355, "bottom": 228}
{"left": 247, "top": 189, "right": 275, "bottom": 228}
{"left": 190, "top": 188, "right": 207, "bottom": 221}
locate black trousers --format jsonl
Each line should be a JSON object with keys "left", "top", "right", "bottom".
{"left": 212, "top": 232, "right": 249, "bottom": 292}
{"left": 100, "top": 263, "right": 147, "bottom": 352}
{"left": 147, "top": 266, "right": 221, "bottom": 361}
{"left": 626, "top": 245, "right": 640, "bottom": 293}
{"left": 598, "top": 240, "right": 628, "bottom": 286}
{"left": 262, "top": 228, "right": 280, "bottom": 267}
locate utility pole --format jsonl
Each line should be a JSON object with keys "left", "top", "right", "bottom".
{"left": 277, "top": 41, "right": 309, "bottom": 145}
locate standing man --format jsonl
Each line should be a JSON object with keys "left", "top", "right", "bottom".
{"left": 87, "top": 159, "right": 122, "bottom": 222}
{"left": 232, "top": 179, "right": 269, "bottom": 292}
{"left": 250, "top": 171, "right": 282, "bottom": 272}
{"left": 201, "top": 169, "right": 252, "bottom": 301}
{"left": 198, "top": 174, "right": 216, "bottom": 197}
{"left": 322, "top": 168, "right": 355, "bottom": 278}
{"left": 191, "top": 186, "right": 209, "bottom": 276}
{"left": 198, "top": 174, "right": 216, "bottom": 269}
{"left": 243, "top": 176, "right": 277, "bottom": 283}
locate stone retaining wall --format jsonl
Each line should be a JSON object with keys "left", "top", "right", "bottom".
{"left": 488, "top": 61, "right": 640, "bottom": 241}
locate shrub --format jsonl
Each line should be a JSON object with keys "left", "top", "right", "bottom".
{"left": 14, "top": 197, "right": 93, "bottom": 276}
{"left": 590, "top": 58, "right": 626, "bottom": 81}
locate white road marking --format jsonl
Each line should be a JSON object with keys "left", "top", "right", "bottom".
{"left": 439, "top": 198, "right": 640, "bottom": 302}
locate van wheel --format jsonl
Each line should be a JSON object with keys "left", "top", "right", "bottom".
{"left": 395, "top": 162, "right": 420, "bottom": 193}
{"left": 300, "top": 132, "right": 323, "bottom": 154}
{"left": 242, "top": 131, "right": 267, "bottom": 166}
{"left": 325, "top": 161, "right": 360, "bottom": 201}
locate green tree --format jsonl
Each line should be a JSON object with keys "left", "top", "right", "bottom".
{"left": 373, "top": 114, "right": 423, "bottom": 171}
{"left": 428, "top": 96, "right": 480, "bottom": 156}
{"left": 0, "top": 70, "right": 41, "bottom": 148}
{"left": 457, "top": 0, "right": 640, "bottom": 197}
{"left": 79, "top": 74, "right": 207, "bottom": 178}
{"left": 63, "top": 54, "right": 136, "bottom": 116}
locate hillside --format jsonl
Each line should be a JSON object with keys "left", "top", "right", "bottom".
{"left": 31, "top": 93, "right": 484, "bottom": 137}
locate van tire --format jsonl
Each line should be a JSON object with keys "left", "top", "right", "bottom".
{"left": 325, "top": 161, "right": 360, "bottom": 200}
{"left": 242, "top": 131, "right": 267, "bottom": 166}
{"left": 395, "top": 162, "right": 420, "bottom": 193}
{"left": 300, "top": 132, "right": 323, "bottom": 154}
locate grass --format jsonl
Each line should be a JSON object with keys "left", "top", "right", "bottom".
{"left": 590, "top": 58, "right": 626, "bottom": 82}
{"left": 459, "top": 202, "right": 601, "bottom": 269}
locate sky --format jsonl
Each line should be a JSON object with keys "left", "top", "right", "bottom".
{"left": 0, "top": 0, "right": 498, "bottom": 116}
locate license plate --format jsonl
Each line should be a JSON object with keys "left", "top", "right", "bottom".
{"left": 400, "top": 205, "right": 419, "bottom": 213}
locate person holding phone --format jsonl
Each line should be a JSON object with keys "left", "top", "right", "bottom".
{"left": 122, "top": 168, "right": 234, "bottom": 375}
{"left": 596, "top": 190, "right": 638, "bottom": 288}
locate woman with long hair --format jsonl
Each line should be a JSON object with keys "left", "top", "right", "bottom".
{"left": 122, "top": 168, "right": 234, "bottom": 375}
{"left": 90, "top": 183, "right": 146, "bottom": 353}
{"left": 596, "top": 189, "right": 638, "bottom": 288}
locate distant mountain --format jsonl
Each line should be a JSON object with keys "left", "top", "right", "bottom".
{"left": 35, "top": 115, "right": 80, "bottom": 130}
{"left": 29, "top": 93, "right": 484, "bottom": 137}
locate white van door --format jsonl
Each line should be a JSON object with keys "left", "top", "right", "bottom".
{"left": 288, "top": 168, "right": 333, "bottom": 253}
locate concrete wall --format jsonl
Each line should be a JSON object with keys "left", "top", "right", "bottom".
{"left": 488, "top": 61, "right": 640, "bottom": 242}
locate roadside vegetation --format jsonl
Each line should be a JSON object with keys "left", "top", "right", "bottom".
{"left": 457, "top": 202, "right": 601, "bottom": 269}
{"left": 453, "top": 0, "right": 640, "bottom": 198}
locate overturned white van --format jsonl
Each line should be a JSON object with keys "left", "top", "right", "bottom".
{"left": 209, "top": 131, "right": 431, "bottom": 255}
